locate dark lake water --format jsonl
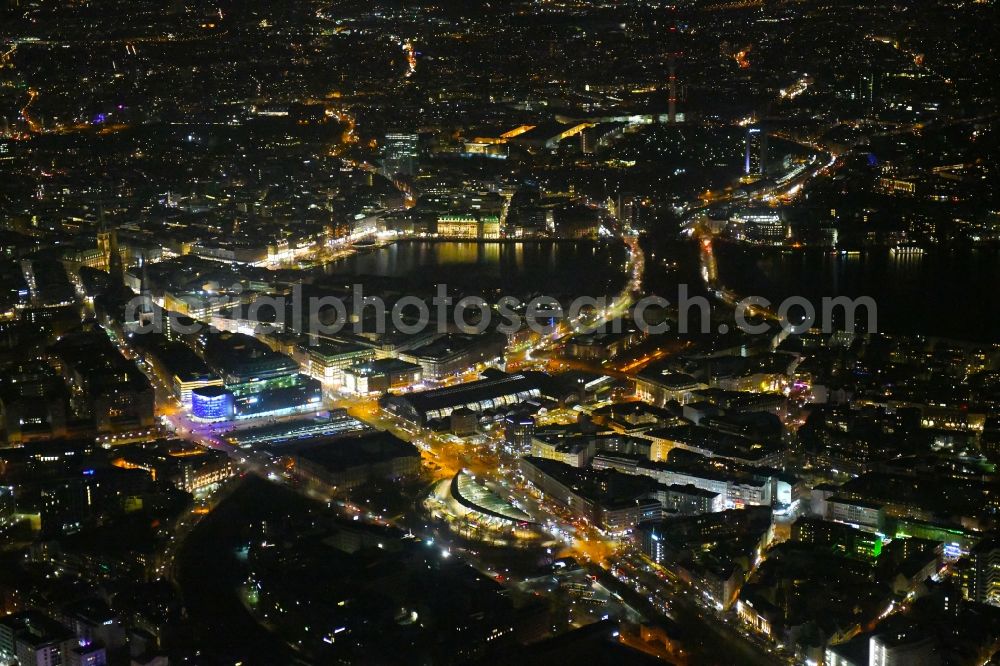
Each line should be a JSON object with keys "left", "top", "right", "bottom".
{"left": 710, "top": 243, "right": 1000, "bottom": 343}
{"left": 324, "top": 240, "right": 629, "bottom": 297}
{"left": 324, "top": 239, "right": 997, "bottom": 343}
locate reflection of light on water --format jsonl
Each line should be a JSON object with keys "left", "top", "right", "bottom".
{"left": 326, "top": 240, "right": 627, "bottom": 293}
{"left": 436, "top": 242, "right": 478, "bottom": 265}
{"left": 479, "top": 242, "right": 500, "bottom": 265}
{"left": 889, "top": 247, "right": 925, "bottom": 266}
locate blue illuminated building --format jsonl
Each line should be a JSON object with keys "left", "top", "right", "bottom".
{"left": 191, "top": 386, "right": 235, "bottom": 422}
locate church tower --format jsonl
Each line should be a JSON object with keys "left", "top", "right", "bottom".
{"left": 96, "top": 204, "right": 123, "bottom": 283}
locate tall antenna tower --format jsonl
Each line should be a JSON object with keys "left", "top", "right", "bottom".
{"left": 666, "top": 6, "right": 682, "bottom": 124}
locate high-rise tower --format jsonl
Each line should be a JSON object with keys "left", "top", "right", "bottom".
{"left": 382, "top": 132, "right": 419, "bottom": 178}
{"left": 745, "top": 127, "right": 768, "bottom": 177}
{"left": 668, "top": 59, "right": 678, "bottom": 124}
{"left": 665, "top": 6, "right": 682, "bottom": 124}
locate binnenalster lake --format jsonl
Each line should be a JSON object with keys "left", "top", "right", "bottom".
{"left": 325, "top": 239, "right": 998, "bottom": 343}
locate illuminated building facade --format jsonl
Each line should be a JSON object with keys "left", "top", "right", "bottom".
{"left": 173, "top": 372, "right": 224, "bottom": 408}
{"left": 736, "top": 597, "right": 775, "bottom": 638}
{"left": 869, "top": 632, "right": 940, "bottom": 666}
{"left": 307, "top": 342, "right": 374, "bottom": 385}
{"left": 382, "top": 371, "right": 542, "bottom": 425}
{"left": 962, "top": 537, "right": 1000, "bottom": 607}
{"left": 792, "top": 517, "right": 883, "bottom": 561}
{"left": 731, "top": 210, "right": 787, "bottom": 244}
{"left": 0, "top": 611, "right": 75, "bottom": 666}
{"left": 200, "top": 331, "right": 322, "bottom": 419}
{"left": 827, "top": 497, "right": 885, "bottom": 532}
{"left": 231, "top": 377, "right": 322, "bottom": 419}
{"left": 95, "top": 207, "right": 122, "bottom": 280}
{"left": 179, "top": 457, "right": 235, "bottom": 493}
{"left": 530, "top": 435, "right": 596, "bottom": 468}
{"left": 435, "top": 215, "right": 501, "bottom": 239}
{"left": 190, "top": 386, "right": 235, "bottom": 422}
{"left": 502, "top": 413, "right": 535, "bottom": 455}
{"left": 383, "top": 132, "right": 419, "bottom": 177}
{"left": 634, "top": 371, "right": 705, "bottom": 408}
{"left": 745, "top": 127, "right": 767, "bottom": 177}
{"left": 343, "top": 358, "right": 422, "bottom": 395}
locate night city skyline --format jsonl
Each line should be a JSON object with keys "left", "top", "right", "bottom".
{"left": 0, "top": 1, "right": 998, "bottom": 665}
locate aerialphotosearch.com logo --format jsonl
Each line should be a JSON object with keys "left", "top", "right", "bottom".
{"left": 123, "top": 283, "right": 877, "bottom": 341}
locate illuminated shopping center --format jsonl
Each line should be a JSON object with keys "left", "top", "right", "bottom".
{"left": 426, "top": 471, "right": 541, "bottom": 546}
{"left": 193, "top": 331, "right": 323, "bottom": 421}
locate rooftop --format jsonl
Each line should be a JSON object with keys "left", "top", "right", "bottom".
{"left": 345, "top": 358, "right": 422, "bottom": 378}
